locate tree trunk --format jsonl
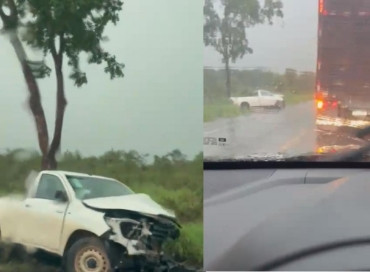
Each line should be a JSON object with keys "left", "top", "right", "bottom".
{"left": 1, "top": 1, "right": 51, "bottom": 170}
{"left": 8, "top": 31, "right": 50, "bottom": 169}
{"left": 222, "top": 8, "right": 232, "bottom": 99}
{"left": 47, "top": 53, "right": 67, "bottom": 170}
{"left": 225, "top": 57, "right": 231, "bottom": 98}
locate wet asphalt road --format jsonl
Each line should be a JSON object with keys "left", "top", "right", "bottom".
{"left": 204, "top": 101, "right": 317, "bottom": 160}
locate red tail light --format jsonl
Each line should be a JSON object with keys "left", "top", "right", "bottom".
{"left": 319, "top": 0, "right": 324, "bottom": 13}
{"left": 315, "top": 91, "right": 324, "bottom": 100}
{"left": 319, "top": 0, "right": 328, "bottom": 15}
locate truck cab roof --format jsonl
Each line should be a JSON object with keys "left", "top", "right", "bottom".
{"left": 39, "top": 170, "right": 113, "bottom": 180}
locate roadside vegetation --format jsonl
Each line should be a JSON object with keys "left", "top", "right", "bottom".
{"left": 204, "top": 100, "right": 241, "bottom": 123}
{"left": 0, "top": 149, "right": 203, "bottom": 270}
{"left": 283, "top": 92, "right": 314, "bottom": 105}
{"left": 204, "top": 69, "right": 315, "bottom": 123}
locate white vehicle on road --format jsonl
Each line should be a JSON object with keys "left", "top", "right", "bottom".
{"left": 0, "top": 170, "right": 181, "bottom": 272}
{"left": 230, "top": 90, "right": 285, "bottom": 111}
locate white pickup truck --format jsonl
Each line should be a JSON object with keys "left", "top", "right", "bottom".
{"left": 0, "top": 170, "right": 181, "bottom": 272}
{"left": 230, "top": 90, "right": 285, "bottom": 111}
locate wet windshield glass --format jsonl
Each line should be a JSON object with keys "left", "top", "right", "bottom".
{"left": 66, "top": 176, "right": 134, "bottom": 200}
{"left": 204, "top": 0, "right": 370, "bottom": 162}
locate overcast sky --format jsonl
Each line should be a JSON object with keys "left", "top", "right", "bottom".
{"left": 204, "top": 0, "right": 319, "bottom": 73}
{"left": 0, "top": 0, "right": 202, "bottom": 159}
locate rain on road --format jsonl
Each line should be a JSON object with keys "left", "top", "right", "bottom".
{"left": 204, "top": 101, "right": 317, "bottom": 160}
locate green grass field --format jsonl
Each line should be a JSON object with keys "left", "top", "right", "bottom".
{"left": 204, "top": 100, "right": 242, "bottom": 123}
{"left": 283, "top": 92, "right": 314, "bottom": 105}
{"left": 0, "top": 149, "right": 203, "bottom": 270}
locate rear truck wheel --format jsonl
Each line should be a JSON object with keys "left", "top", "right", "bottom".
{"left": 338, "top": 107, "right": 350, "bottom": 120}
{"left": 240, "top": 102, "right": 250, "bottom": 112}
{"left": 337, "top": 106, "right": 342, "bottom": 118}
{"left": 338, "top": 106, "right": 348, "bottom": 119}
{"left": 65, "top": 237, "right": 112, "bottom": 272}
{"left": 280, "top": 101, "right": 286, "bottom": 109}
{"left": 275, "top": 101, "right": 285, "bottom": 110}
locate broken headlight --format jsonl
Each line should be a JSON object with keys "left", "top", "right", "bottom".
{"left": 105, "top": 217, "right": 143, "bottom": 240}
{"left": 120, "top": 221, "right": 142, "bottom": 240}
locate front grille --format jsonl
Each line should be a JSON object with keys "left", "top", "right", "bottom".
{"left": 150, "top": 222, "right": 179, "bottom": 241}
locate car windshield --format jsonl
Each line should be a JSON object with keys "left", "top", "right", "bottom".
{"left": 261, "top": 90, "right": 274, "bottom": 96}
{"left": 66, "top": 175, "right": 134, "bottom": 200}
{"left": 203, "top": 0, "right": 370, "bottom": 162}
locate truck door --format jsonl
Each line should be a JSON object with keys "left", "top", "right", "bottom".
{"left": 21, "top": 173, "right": 69, "bottom": 251}
{"left": 249, "top": 91, "right": 260, "bottom": 107}
{"left": 260, "top": 90, "right": 276, "bottom": 107}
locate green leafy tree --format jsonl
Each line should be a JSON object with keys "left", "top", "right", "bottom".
{"left": 204, "top": 0, "right": 283, "bottom": 98}
{"left": 0, "top": 0, "right": 125, "bottom": 169}
{"left": 166, "top": 149, "right": 187, "bottom": 163}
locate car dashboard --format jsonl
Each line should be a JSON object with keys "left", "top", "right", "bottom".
{"left": 204, "top": 167, "right": 370, "bottom": 271}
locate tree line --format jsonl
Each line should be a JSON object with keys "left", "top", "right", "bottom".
{"left": 0, "top": 148, "right": 202, "bottom": 195}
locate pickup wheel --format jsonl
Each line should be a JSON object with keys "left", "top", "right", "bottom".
{"left": 275, "top": 101, "right": 285, "bottom": 110}
{"left": 240, "top": 102, "right": 250, "bottom": 112}
{"left": 65, "top": 237, "right": 112, "bottom": 272}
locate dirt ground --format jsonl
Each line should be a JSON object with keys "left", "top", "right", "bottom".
{"left": 0, "top": 243, "right": 61, "bottom": 272}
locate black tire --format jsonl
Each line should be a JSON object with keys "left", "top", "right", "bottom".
{"left": 65, "top": 237, "right": 112, "bottom": 272}
{"left": 337, "top": 106, "right": 342, "bottom": 118}
{"left": 240, "top": 102, "right": 250, "bottom": 112}
{"left": 276, "top": 101, "right": 285, "bottom": 110}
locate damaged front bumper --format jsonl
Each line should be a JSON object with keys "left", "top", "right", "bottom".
{"left": 101, "top": 212, "right": 181, "bottom": 270}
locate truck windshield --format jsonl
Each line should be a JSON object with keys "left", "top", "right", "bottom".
{"left": 66, "top": 175, "right": 134, "bottom": 200}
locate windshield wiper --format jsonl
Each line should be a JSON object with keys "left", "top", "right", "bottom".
{"left": 283, "top": 153, "right": 323, "bottom": 162}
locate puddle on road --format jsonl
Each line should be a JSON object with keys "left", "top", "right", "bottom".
{"left": 316, "top": 116, "right": 370, "bottom": 128}
{"left": 316, "top": 115, "right": 369, "bottom": 155}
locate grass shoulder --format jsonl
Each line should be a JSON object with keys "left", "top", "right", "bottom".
{"left": 204, "top": 100, "right": 243, "bottom": 123}
{"left": 284, "top": 92, "right": 313, "bottom": 105}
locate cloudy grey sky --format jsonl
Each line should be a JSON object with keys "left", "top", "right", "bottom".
{"left": 204, "top": 0, "right": 319, "bottom": 73}
{"left": 0, "top": 0, "right": 202, "bottom": 159}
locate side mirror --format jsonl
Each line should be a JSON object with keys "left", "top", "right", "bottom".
{"left": 55, "top": 190, "right": 68, "bottom": 203}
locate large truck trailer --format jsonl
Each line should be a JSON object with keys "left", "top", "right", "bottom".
{"left": 316, "top": 0, "right": 370, "bottom": 119}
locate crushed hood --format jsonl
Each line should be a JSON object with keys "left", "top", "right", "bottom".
{"left": 83, "top": 193, "right": 175, "bottom": 218}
